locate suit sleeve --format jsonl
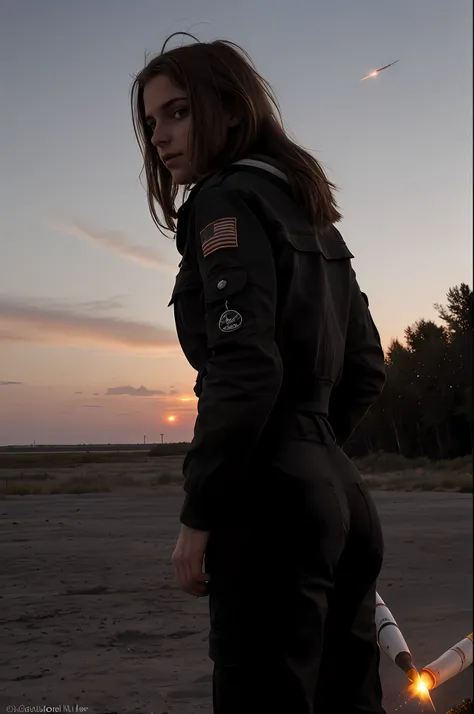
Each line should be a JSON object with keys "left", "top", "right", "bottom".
{"left": 328, "top": 270, "right": 386, "bottom": 447}
{"left": 179, "top": 186, "right": 283, "bottom": 530}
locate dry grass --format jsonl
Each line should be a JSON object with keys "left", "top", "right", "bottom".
{"left": 0, "top": 451, "right": 471, "bottom": 496}
{"left": 353, "top": 451, "right": 472, "bottom": 474}
{"left": 355, "top": 452, "right": 472, "bottom": 493}
{"left": 0, "top": 455, "right": 184, "bottom": 496}
{"left": 362, "top": 469, "right": 473, "bottom": 493}
{"left": 0, "top": 450, "right": 150, "bottom": 470}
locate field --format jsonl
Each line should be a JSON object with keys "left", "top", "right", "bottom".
{"left": 0, "top": 452, "right": 472, "bottom": 714}
{"left": 0, "top": 450, "right": 472, "bottom": 496}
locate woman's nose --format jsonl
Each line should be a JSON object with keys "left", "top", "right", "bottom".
{"left": 151, "top": 122, "right": 171, "bottom": 148}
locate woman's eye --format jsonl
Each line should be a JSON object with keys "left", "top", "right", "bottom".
{"left": 173, "top": 108, "right": 187, "bottom": 119}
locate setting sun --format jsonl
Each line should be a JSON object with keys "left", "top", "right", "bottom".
{"left": 167, "top": 416, "right": 176, "bottom": 422}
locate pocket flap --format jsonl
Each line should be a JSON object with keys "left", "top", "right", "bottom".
{"left": 167, "top": 269, "right": 202, "bottom": 307}
{"left": 203, "top": 268, "right": 248, "bottom": 303}
{"left": 287, "top": 227, "right": 354, "bottom": 260}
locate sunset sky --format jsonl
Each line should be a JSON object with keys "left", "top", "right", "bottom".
{"left": 0, "top": 0, "right": 471, "bottom": 445}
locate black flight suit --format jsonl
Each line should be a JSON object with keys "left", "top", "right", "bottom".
{"left": 168, "top": 156, "right": 387, "bottom": 714}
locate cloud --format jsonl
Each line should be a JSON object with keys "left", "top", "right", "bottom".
{"left": 51, "top": 219, "right": 177, "bottom": 274}
{"left": 106, "top": 385, "right": 166, "bottom": 397}
{"left": 0, "top": 331, "right": 30, "bottom": 343}
{"left": 0, "top": 381, "right": 23, "bottom": 386}
{"left": 70, "top": 297, "right": 129, "bottom": 313}
{"left": 35, "top": 296, "right": 128, "bottom": 314}
{"left": 74, "top": 391, "right": 83, "bottom": 395}
{"left": 82, "top": 404, "right": 104, "bottom": 408}
{"left": 0, "top": 296, "right": 177, "bottom": 351}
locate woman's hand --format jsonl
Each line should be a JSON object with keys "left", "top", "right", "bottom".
{"left": 172, "top": 524, "right": 210, "bottom": 597}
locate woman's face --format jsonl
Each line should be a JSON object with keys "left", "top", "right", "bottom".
{"left": 143, "top": 74, "right": 193, "bottom": 185}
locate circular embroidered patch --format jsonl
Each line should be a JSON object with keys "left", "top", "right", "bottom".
{"left": 218, "top": 309, "right": 243, "bottom": 333}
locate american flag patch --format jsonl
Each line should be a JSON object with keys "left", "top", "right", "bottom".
{"left": 200, "top": 217, "right": 238, "bottom": 258}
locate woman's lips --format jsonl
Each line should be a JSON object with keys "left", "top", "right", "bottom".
{"left": 164, "top": 154, "right": 181, "bottom": 167}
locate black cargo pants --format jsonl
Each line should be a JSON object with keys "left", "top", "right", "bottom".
{"left": 204, "top": 413, "right": 386, "bottom": 714}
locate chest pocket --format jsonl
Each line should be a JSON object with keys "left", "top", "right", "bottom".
{"left": 167, "top": 263, "right": 202, "bottom": 306}
{"left": 168, "top": 263, "right": 207, "bottom": 372}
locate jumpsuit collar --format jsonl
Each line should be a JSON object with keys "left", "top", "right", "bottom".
{"left": 175, "top": 155, "right": 290, "bottom": 256}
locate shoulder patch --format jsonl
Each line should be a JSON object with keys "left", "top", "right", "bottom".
{"left": 200, "top": 217, "right": 238, "bottom": 258}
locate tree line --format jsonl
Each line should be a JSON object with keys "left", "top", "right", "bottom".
{"left": 148, "top": 283, "right": 472, "bottom": 462}
{"left": 346, "top": 283, "right": 473, "bottom": 460}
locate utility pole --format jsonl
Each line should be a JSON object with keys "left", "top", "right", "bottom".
{"left": 160, "top": 433, "right": 164, "bottom": 444}
{"left": 144, "top": 434, "right": 146, "bottom": 445}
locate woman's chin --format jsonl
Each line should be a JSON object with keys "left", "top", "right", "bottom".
{"left": 169, "top": 166, "right": 194, "bottom": 186}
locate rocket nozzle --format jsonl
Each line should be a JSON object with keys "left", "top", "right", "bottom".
{"left": 406, "top": 667, "right": 420, "bottom": 684}
{"left": 395, "top": 650, "right": 416, "bottom": 675}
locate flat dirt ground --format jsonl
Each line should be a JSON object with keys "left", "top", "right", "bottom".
{"left": 1, "top": 485, "right": 472, "bottom": 714}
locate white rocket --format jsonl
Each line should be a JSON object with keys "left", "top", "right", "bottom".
{"left": 375, "top": 591, "right": 419, "bottom": 682}
{"left": 419, "top": 633, "right": 473, "bottom": 690}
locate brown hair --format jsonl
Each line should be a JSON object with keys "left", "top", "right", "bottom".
{"left": 131, "top": 33, "right": 342, "bottom": 235}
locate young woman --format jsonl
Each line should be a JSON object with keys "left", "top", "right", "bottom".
{"left": 131, "top": 33, "right": 387, "bottom": 714}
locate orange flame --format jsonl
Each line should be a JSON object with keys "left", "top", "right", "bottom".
{"left": 408, "top": 673, "right": 436, "bottom": 711}
{"left": 360, "top": 70, "right": 379, "bottom": 81}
